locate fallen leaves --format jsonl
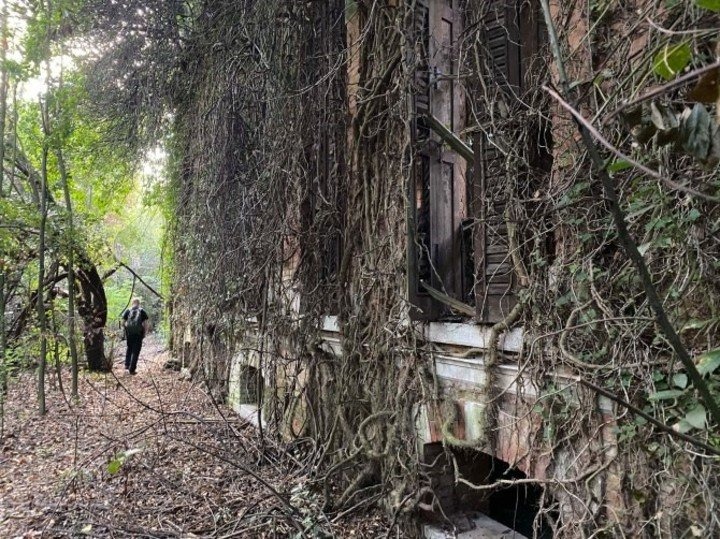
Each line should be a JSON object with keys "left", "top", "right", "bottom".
{"left": 0, "top": 339, "right": 394, "bottom": 538}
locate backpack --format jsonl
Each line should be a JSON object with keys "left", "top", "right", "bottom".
{"left": 126, "top": 308, "right": 144, "bottom": 337}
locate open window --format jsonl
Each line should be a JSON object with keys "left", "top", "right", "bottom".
{"left": 409, "top": 0, "right": 467, "bottom": 321}
{"left": 409, "top": 0, "right": 547, "bottom": 323}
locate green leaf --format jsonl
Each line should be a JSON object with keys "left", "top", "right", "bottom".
{"left": 607, "top": 159, "right": 633, "bottom": 174}
{"left": 696, "top": 349, "right": 720, "bottom": 375}
{"left": 107, "top": 459, "right": 122, "bottom": 475}
{"left": 649, "top": 389, "right": 685, "bottom": 401}
{"left": 673, "top": 419, "right": 694, "bottom": 434}
{"left": 696, "top": 0, "right": 720, "bottom": 12}
{"left": 684, "top": 405, "right": 707, "bottom": 429}
{"left": 653, "top": 43, "right": 692, "bottom": 80}
{"left": 672, "top": 373, "right": 688, "bottom": 389}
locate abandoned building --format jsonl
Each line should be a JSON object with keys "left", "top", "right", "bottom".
{"left": 166, "top": 0, "right": 720, "bottom": 537}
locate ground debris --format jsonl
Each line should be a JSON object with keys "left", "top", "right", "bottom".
{"left": 0, "top": 339, "right": 394, "bottom": 538}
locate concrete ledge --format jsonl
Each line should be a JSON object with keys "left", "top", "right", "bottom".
{"left": 321, "top": 317, "right": 524, "bottom": 353}
{"left": 425, "top": 323, "right": 523, "bottom": 352}
{"left": 424, "top": 513, "right": 528, "bottom": 539}
{"left": 433, "top": 354, "right": 534, "bottom": 396}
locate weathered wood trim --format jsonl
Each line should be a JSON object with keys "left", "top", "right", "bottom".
{"left": 423, "top": 113, "right": 474, "bottom": 163}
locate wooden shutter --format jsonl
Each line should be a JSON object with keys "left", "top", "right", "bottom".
{"left": 428, "top": 0, "right": 465, "bottom": 305}
{"left": 472, "top": 132, "right": 516, "bottom": 323}
{"left": 414, "top": 0, "right": 431, "bottom": 141}
{"left": 408, "top": 0, "right": 435, "bottom": 320}
{"left": 483, "top": 0, "right": 521, "bottom": 92}
{"left": 470, "top": 0, "right": 527, "bottom": 323}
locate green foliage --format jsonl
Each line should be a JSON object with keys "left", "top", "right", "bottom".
{"left": 652, "top": 43, "right": 691, "bottom": 81}
{"left": 695, "top": 0, "right": 720, "bottom": 12}
{"left": 648, "top": 349, "right": 720, "bottom": 435}
{"left": 606, "top": 159, "right": 632, "bottom": 174}
{"left": 623, "top": 101, "right": 720, "bottom": 165}
{"left": 19, "top": 0, "right": 85, "bottom": 70}
{"left": 696, "top": 349, "right": 720, "bottom": 376}
{"left": 648, "top": 389, "right": 684, "bottom": 401}
{"left": 2, "top": 0, "right": 167, "bottom": 370}
{"left": 682, "top": 104, "right": 714, "bottom": 160}
{"left": 107, "top": 447, "right": 143, "bottom": 475}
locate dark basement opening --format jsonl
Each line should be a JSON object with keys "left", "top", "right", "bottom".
{"left": 422, "top": 442, "right": 558, "bottom": 538}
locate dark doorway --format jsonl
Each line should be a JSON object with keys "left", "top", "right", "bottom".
{"left": 237, "top": 365, "right": 263, "bottom": 404}
{"left": 423, "top": 443, "right": 556, "bottom": 538}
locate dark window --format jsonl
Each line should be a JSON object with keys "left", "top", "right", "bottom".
{"left": 236, "top": 365, "right": 264, "bottom": 405}
{"left": 409, "top": 0, "right": 466, "bottom": 321}
{"left": 409, "top": 0, "right": 547, "bottom": 323}
{"left": 422, "top": 443, "right": 558, "bottom": 538}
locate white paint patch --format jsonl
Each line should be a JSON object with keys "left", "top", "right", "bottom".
{"left": 423, "top": 513, "right": 529, "bottom": 538}
{"left": 425, "top": 323, "right": 524, "bottom": 352}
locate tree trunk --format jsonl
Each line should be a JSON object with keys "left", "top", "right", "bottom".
{"left": 57, "top": 146, "right": 79, "bottom": 395}
{"left": 0, "top": 2, "right": 7, "bottom": 196}
{"left": 76, "top": 258, "right": 110, "bottom": 372}
{"left": 0, "top": 2, "right": 8, "bottom": 431}
{"left": 37, "top": 108, "right": 49, "bottom": 415}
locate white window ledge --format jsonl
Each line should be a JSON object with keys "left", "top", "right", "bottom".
{"left": 321, "top": 316, "right": 524, "bottom": 352}
{"left": 424, "top": 322, "right": 523, "bottom": 352}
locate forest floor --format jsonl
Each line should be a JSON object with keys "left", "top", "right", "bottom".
{"left": 0, "top": 338, "right": 393, "bottom": 538}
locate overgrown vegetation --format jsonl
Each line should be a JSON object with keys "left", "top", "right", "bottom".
{"left": 3, "top": 0, "right": 720, "bottom": 537}
{"left": 0, "top": 0, "right": 164, "bottom": 416}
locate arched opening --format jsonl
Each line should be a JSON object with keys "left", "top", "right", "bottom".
{"left": 422, "top": 443, "right": 557, "bottom": 538}
{"left": 237, "top": 365, "right": 263, "bottom": 405}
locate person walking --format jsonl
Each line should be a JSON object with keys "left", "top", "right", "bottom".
{"left": 122, "top": 297, "right": 149, "bottom": 375}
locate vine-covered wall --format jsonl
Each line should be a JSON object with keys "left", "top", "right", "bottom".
{"left": 165, "top": 0, "right": 720, "bottom": 536}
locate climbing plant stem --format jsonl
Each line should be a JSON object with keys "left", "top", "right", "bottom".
{"left": 539, "top": 0, "right": 720, "bottom": 428}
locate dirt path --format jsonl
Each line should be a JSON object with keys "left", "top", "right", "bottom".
{"left": 0, "top": 339, "right": 390, "bottom": 538}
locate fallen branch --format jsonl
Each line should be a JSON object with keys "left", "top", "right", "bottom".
{"left": 117, "top": 261, "right": 163, "bottom": 300}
